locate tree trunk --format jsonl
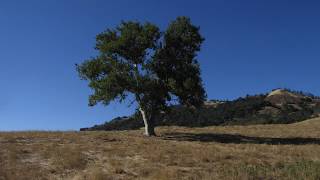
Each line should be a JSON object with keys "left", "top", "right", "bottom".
{"left": 139, "top": 108, "right": 156, "bottom": 136}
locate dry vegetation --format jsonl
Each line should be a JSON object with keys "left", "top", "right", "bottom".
{"left": 1, "top": 118, "right": 320, "bottom": 180}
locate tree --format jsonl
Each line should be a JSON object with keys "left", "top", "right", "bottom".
{"left": 76, "top": 16, "right": 206, "bottom": 136}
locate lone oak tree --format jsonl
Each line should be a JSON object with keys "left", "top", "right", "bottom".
{"left": 77, "top": 17, "right": 206, "bottom": 136}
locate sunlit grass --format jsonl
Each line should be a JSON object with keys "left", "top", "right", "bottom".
{"left": 0, "top": 118, "right": 320, "bottom": 179}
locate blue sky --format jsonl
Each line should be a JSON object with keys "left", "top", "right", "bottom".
{"left": 0, "top": 0, "right": 319, "bottom": 130}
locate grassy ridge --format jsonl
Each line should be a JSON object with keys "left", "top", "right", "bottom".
{"left": 83, "top": 89, "right": 320, "bottom": 131}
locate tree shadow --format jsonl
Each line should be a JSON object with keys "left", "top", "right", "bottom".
{"left": 162, "top": 132, "right": 320, "bottom": 145}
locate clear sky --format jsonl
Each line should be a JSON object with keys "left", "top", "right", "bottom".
{"left": 0, "top": 0, "right": 319, "bottom": 131}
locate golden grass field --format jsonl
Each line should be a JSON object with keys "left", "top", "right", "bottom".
{"left": 1, "top": 118, "right": 320, "bottom": 180}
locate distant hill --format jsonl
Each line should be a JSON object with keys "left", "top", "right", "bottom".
{"left": 81, "top": 89, "right": 320, "bottom": 131}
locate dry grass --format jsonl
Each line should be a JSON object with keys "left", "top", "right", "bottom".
{"left": 1, "top": 118, "right": 320, "bottom": 180}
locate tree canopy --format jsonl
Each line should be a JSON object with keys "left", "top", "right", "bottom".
{"left": 77, "top": 16, "right": 206, "bottom": 136}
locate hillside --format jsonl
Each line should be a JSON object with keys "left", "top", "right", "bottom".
{"left": 81, "top": 89, "right": 320, "bottom": 131}
{"left": 1, "top": 118, "right": 320, "bottom": 179}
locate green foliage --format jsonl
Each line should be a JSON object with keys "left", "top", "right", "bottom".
{"left": 152, "top": 17, "right": 206, "bottom": 107}
{"left": 77, "top": 17, "right": 206, "bottom": 115}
